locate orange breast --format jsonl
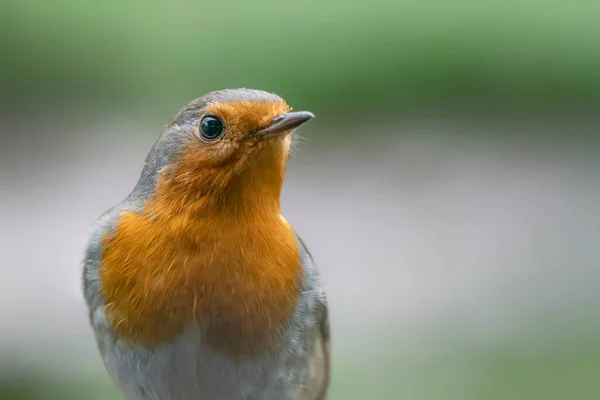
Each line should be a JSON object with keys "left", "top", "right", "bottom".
{"left": 99, "top": 197, "right": 301, "bottom": 358}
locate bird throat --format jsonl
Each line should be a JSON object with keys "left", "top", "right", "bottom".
{"left": 99, "top": 158, "right": 301, "bottom": 358}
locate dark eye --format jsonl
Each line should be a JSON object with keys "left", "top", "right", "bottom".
{"left": 199, "top": 115, "right": 224, "bottom": 141}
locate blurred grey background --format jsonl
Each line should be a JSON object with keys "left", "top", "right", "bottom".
{"left": 1, "top": 1, "right": 600, "bottom": 399}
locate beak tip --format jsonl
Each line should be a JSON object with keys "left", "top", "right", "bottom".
{"left": 295, "top": 111, "right": 315, "bottom": 125}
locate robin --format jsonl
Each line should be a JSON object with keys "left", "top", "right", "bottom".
{"left": 82, "top": 88, "right": 330, "bottom": 400}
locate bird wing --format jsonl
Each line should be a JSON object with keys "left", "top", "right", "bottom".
{"left": 294, "top": 236, "right": 331, "bottom": 400}
{"left": 314, "top": 300, "right": 331, "bottom": 400}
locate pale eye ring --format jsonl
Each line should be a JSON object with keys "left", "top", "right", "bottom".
{"left": 199, "top": 115, "right": 224, "bottom": 141}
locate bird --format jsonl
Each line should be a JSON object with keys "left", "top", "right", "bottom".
{"left": 82, "top": 88, "right": 330, "bottom": 400}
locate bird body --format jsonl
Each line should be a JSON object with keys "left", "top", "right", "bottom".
{"left": 82, "top": 89, "right": 330, "bottom": 400}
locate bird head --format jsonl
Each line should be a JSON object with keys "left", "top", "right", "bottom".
{"left": 135, "top": 88, "right": 314, "bottom": 214}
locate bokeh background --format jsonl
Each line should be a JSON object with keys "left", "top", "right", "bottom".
{"left": 1, "top": 1, "right": 600, "bottom": 399}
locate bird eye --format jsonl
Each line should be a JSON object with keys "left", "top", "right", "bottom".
{"left": 199, "top": 115, "right": 224, "bottom": 141}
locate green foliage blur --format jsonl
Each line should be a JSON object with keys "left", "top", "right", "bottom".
{"left": 2, "top": 0, "right": 600, "bottom": 116}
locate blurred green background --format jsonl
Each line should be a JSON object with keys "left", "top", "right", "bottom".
{"left": 1, "top": 1, "right": 599, "bottom": 399}
{"left": 2, "top": 0, "right": 600, "bottom": 114}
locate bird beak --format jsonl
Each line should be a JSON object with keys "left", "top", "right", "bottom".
{"left": 256, "top": 111, "right": 315, "bottom": 137}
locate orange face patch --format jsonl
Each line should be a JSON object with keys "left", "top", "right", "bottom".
{"left": 156, "top": 100, "right": 294, "bottom": 213}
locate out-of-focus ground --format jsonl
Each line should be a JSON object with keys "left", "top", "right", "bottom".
{"left": 1, "top": 112, "right": 599, "bottom": 399}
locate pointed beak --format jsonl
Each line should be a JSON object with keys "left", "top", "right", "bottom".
{"left": 256, "top": 111, "right": 315, "bottom": 137}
